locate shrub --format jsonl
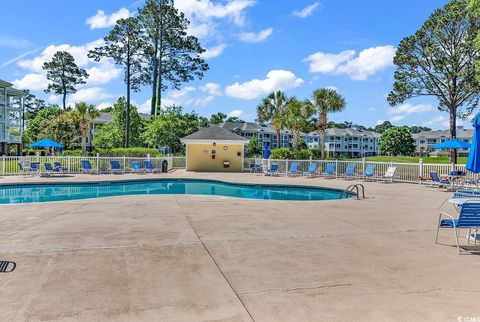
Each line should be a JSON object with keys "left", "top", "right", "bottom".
{"left": 62, "top": 148, "right": 162, "bottom": 157}
{"left": 270, "top": 148, "right": 313, "bottom": 160}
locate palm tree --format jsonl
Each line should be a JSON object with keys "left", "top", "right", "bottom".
{"left": 257, "top": 91, "right": 288, "bottom": 148}
{"left": 72, "top": 102, "right": 100, "bottom": 153}
{"left": 285, "top": 97, "right": 315, "bottom": 149}
{"left": 311, "top": 88, "right": 346, "bottom": 158}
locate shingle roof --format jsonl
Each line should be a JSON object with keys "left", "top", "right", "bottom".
{"left": 218, "top": 121, "right": 277, "bottom": 134}
{"left": 181, "top": 125, "right": 249, "bottom": 142}
{"left": 325, "top": 128, "right": 380, "bottom": 138}
{"left": 412, "top": 128, "right": 473, "bottom": 139}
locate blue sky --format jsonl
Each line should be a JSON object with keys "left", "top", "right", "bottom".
{"left": 1, "top": 0, "right": 461, "bottom": 129}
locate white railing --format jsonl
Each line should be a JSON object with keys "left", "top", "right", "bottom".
{"left": 247, "top": 158, "right": 475, "bottom": 184}
{"left": 0, "top": 155, "right": 177, "bottom": 176}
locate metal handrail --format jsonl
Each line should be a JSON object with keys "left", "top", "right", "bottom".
{"left": 340, "top": 184, "right": 366, "bottom": 200}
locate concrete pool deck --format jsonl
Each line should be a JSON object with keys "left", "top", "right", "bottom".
{"left": 0, "top": 170, "right": 479, "bottom": 321}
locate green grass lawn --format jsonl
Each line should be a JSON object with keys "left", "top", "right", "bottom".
{"left": 344, "top": 156, "right": 467, "bottom": 164}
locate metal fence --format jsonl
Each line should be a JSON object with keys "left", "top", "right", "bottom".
{"left": 0, "top": 155, "right": 174, "bottom": 176}
{"left": 247, "top": 158, "right": 475, "bottom": 184}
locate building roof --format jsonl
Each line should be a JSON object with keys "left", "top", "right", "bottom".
{"left": 325, "top": 128, "right": 380, "bottom": 138}
{"left": 92, "top": 112, "right": 150, "bottom": 125}
{"left": 217, "top": 121, "right": 277, "bottom": 134}
{"left": 181, "top": 125, "right": 249, "bottom": 143}
{"left": 412, "top": 127, "right": 473, "bottom": 139}
{"left": 0, "top": 79, "right": 25, "bottom": 96}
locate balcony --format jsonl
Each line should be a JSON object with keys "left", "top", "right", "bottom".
{"left": 6, "top": 135, "right": 21, "bottom": 144}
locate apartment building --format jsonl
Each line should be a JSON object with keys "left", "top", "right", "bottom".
{"left": 303, "top": 128, "right": 380, "bottom": 157}
{"left": 412, "top": 126, "right": 473, "bottom": 156}
{"left": 215, "top": 122, "right": 381, "bottom": 157}
{"left": 0, "top": 79, "right": 24, "bottom": 155}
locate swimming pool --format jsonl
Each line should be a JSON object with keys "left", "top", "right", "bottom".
{"left": 0, "top": 179, "right": 352, "bottom": 204}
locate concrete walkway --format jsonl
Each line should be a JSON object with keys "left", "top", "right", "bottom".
{"left": 0, "top": 171, "right": 479, "bottom": 321}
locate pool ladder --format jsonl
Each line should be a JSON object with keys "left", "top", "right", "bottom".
{"left": 340, "top": 184, "right": 366, "bottom": 200}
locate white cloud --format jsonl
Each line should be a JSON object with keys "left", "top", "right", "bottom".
{"left": 228, "top": 109, "right": 243, "bottom": 118}
{"left": 225, "top": 69, "right": 304, "bottom": 100}
{"left": 293, "top": 2, "right": 320, "bottom": 18}
{"left": 69, "top": 87, "right": 114, "bottom": 103}
{"left": 138, "top": 99, "right": 151, "bottom": 114}
{"left": 326, "top": 85, "right": 338, "bottom": 91}
{"left": 201, "top": 44, "right": 227, "bottom": 59}
{"left": 367, "top": 107, "right": 376, "bottom": 112}
{"left": 12, "top": 73, "right": 45, "bottom": 90}
{"left": 200, "top": 82, "right": 222, "bottom": 96}
{"left": 95, "top": 102, "right": 113, "bottom": 110}
{"left": 239, "top": 28, "right": 273, "bottom": 43}
{"left": 304, "top": 45, "right": 396, "bottom": 80}
{"left": 422, "top": 115, "right": 452, "bottom": 128}
{"left": 194, "top": 95, "right": 215, "bottom": 106}
{"left": 390, "top": 115, "right": 405, "bottom": 123}
{"left": 86, "top": 8, "right": 131, "bottom": 29}
{"left": 389, "top": 103, "right": 434, "bottom": 115}
{"left": 0, "top": 34, "right": 31, "bottom": 48}
{"left": 85, "top": 60, "right": 122, "bottom": 86}
{"left": 376, "top": 120, "right": 385, "bottom": 125}
{"left": 175, "top": 0, "right": 255, "bottom": 38}
{"left": 18, "top": 39, "right": 105, "bottom": 72}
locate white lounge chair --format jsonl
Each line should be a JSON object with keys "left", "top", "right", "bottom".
{"left": 377, "top": 166, "right": 397, "bottom": 182}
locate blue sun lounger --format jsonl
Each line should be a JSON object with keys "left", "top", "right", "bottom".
{"left": 265, "top": 163, "right": 279, "bottom": 176}
{"left": 131, "top": 161, "right": 144, "bottom": 173}
{"left": 361, "top": 165, "right": 376, "bottom": 180}
{"left": 287, "top": 162, "right": 300, "bottom": 176}
{"left": 430, "top": 171, "right": 450, "bottom": 188}
{"left": 43, "top": 162, "right": 57, "bottom": 176}
{"left": 436, "top": 201, "right": 480, "bottom": 254}
{"left": 144, "top": 160, "right": 159, "bottom": 173}
{"left": 54, "top": 161, "right": 68, "bottom": 172}
{"left": 340, "top": 163, "right": 356, "bottom": 179}
{"left": 320, "top": 163, "right": 336, "bottom": 177}
{"left": 81, "top": 160, "right": 99, "bottom": 174}
{"left": 110, "top": 160, "right": 123, "bottom": 174}
{"left": 303, "top": 163, "right": 318, "bottom": 177}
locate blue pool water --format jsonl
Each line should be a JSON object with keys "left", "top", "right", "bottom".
{"left": 0, "top": 179, "right": 351, "bottom": 204}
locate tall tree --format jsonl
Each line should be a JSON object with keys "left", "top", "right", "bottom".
{"left": 72, "top": 102, "right": 100, "bottom": 153}
{"left": 311, "top": 88, "right": 346, "bottom": 159}
{"left": 89, "top": 17, "right": 146, "bottom": 148}
{"left": 257, "top": 91, "right": 289, "bottom": 148}
{"left": 285, "top": 97, "right": 315, "bottom": 149}
{"left": 379, "top": 127, "right": 415, "bottom": 156}
{"left": 469, "top": 0, "right": 480, "bottom": 80}
{"left": 388, "top": 0, "right": 480, "bottom": 164}
{"left": 210, "top": 112, "right": 227, "bottom": 124}
{"left": 43, "top": 51, "right": 88, "bottom": 110}
{"left": 138, "top": 0, "right": 209, "bottom": 115}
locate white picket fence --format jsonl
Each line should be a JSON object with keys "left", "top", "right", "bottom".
{"left": 247, "top": 158, "right": 478, "bottom": 184}
{"left": 0, "top": 155, "right": 184, "bottom": 176}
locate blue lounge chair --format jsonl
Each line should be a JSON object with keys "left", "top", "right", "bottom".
{"left": 18, "top": 162, "right": 32, "bottom": 176}
{"left": 131, "top": 161, "right": 144, "bottom": 173}
{"left": 30, "top": 162, "right": 40, "bottom": 173}
{"left": 340, "top": 163, "right": 356, "bottom": 179}
{"left": 144, "top": 160, "right": 159, "bottom": 173}
{"left": 436, "top": 201, "right": 480, "bottom": 254}
{"left": 361, "top": 165, "right": 376, "bottom": 180}
{"left": 54, "top": 161, "right": 68, "bottom": 172}
{"left": 287, "top": 162, "right": 300, "bottom": 176}
{"left": 249, "top": 161, "right": 262, "bottom": 173}
{"left": 110, "top": 160, "right": 123, "bottom": 174}
{"left": 43, "top": 162, "right": 56, "bottom": 176}
{"left": 303, "top": 163, "right": 318, "bottom": 177}
{"left": 266, "top": 163, "right": 279, "bottom": 176}
{"left": 81, "top": 160, "right": 98, "bottom": 174}
{"left": 320, "top": 163, "right": 336, "bottom": 177}
{"left": 430, "top": 171, "right": 450, "bottom": 188}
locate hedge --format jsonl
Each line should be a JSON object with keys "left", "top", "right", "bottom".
{"left": 270, "top": 148, "right": 313, "bottom": 160}
{"left": 61, "top": 148, "right": 163, "bottom": 157}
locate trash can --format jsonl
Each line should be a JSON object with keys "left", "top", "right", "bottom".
{"left": 162, "top": 160, "right": 168, "bottom": 173}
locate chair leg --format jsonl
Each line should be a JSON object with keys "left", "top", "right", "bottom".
{"left": 454, "top": 227, "right": 461, "bottom": 255}
{"left": 435, "top": 214, "right": 442, "bottom": 244}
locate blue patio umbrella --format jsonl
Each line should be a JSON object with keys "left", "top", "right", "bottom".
{"left": 29, "top": 138, "right": 64, "bottom": 149}
{"left": 431, "top": 139, "right": 470, "bottom": 150}
{"left": 467, "top": 114, "right": 480, "bottom": 173}
{"left": 263, "top": 143, "right": 270, "bottom": 159}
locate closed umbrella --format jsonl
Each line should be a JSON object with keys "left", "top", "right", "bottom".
{"left": 263, "top": 143, "right": 270, "bottom": 159}
{"left": 466, "top": 114, "right": 480, "bottom": 173}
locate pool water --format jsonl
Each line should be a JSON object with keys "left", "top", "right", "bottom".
{"left": 0, "top": 179, "right": 351, "bottom": 204}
